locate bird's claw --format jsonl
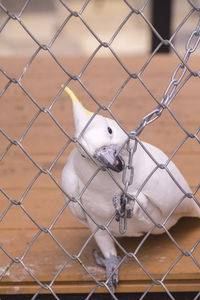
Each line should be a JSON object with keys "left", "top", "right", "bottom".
{"left": 113, "top": 191, "right": 134, "bottom": 221}
{"left": 93, "top": 249, "right": 121, "bottom": 293}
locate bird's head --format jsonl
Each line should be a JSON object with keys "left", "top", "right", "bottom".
{"left": 64, "top": 87, "right": 127, "bottom": 172}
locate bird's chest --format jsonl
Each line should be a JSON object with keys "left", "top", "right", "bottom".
{"left": 75, "top": 160, "right": 120, "bottom": 221}
{"left": 78, "top": 173, "right": 116, "bottom": 220}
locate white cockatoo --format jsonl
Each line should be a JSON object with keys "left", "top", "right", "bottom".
{"left": 61, "top": 87, "right": 200, "bottom": 293}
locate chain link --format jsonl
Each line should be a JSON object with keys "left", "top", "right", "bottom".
{"left": 163, "top": 17, "right": 200, "bottom": 105}
{"left": 118, "top": 140, "right": 137, "bottom": 234}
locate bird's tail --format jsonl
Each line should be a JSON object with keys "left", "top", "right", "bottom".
{"left": 191, "top": 199, "right": 200, "bottom": 218}
{"left": 197, "top": 206, "right": 200, "bottom": 218}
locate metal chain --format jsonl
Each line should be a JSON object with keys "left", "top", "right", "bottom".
{"left": 119, "top": 139, "right": 137, "bottom": 234}
{"left": 118, "top": 10, "right": 200, "bottom": 236}
{"left": 163, "top": 16, "right": 200, "bottom": 106}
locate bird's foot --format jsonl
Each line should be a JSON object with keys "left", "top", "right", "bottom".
{"left": 93, "top": 249, "right": 121, "bottom": 293}
{"left": 113, "top": 191, "right": 134, "bottom": 221}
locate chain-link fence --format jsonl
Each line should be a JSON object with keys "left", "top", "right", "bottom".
{"left": 0, "top": 0, "right": 200, "bottom": 299}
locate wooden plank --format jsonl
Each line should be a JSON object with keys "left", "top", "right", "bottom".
{"left": 0, "top": 55, "right": 199, "bottom": 295}
{"left": 0, "top": 56, "right": 199, "bottom": 127}
{"left": 0, "top": 191, "right": 83, "bottom": 230}
{"left": 0, "top": 152, "right": 198, "bottom": 194}
{"left": 0, "top": 217, "right": 200, "bottom": 294}
{"left": 1, "top": 118, "right": 199, "bottom": 155}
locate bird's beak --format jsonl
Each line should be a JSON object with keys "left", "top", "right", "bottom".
{"left": 94, "top": 145, "right": 124, "bottom": 173}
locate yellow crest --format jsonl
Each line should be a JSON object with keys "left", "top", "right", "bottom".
{"left": 64, "top": 86, "right": 93, "bottom": 117}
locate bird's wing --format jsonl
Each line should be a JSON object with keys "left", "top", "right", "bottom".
{"left": 61, "top": 149, "right": 88, "bottom": 225}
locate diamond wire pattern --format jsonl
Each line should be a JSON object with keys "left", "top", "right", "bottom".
{"left": 0, "top": 0, "right": 200, "bottom": 299}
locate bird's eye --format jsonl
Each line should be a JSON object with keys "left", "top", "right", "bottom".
{"left": 107, "top": 127, "right": 113, "bottom": 134}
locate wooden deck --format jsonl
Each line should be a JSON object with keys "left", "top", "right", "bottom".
{"left": 0, "top": 55, "right": 199, "bottom": 295}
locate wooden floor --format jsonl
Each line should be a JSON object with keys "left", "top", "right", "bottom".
{"left": 0, "top": 55, "right": 199, "bottom": 295}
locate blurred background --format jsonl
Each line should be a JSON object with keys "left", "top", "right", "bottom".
{"left": 0, "top": 0, "right": 199, "bottom": 56}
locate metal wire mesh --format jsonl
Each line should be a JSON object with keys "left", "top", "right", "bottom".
{"left": 0, "top": 0, "right": 200, "bottom": 299}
